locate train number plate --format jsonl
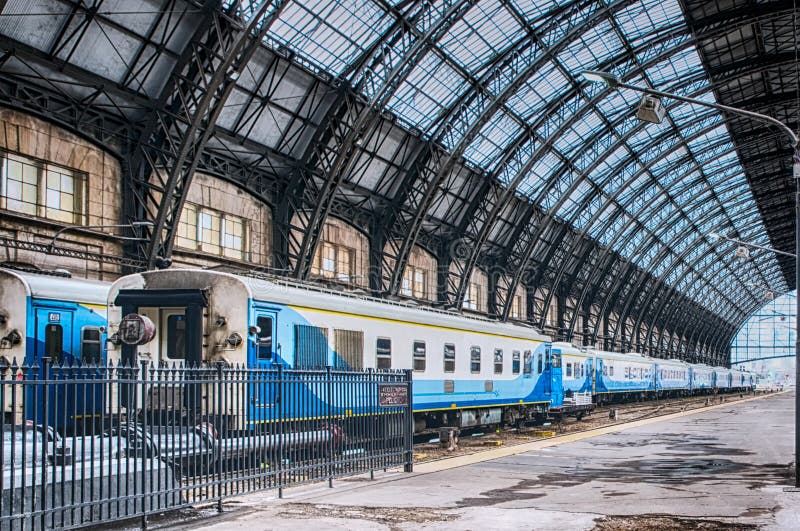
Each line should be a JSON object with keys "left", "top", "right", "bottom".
{"left": 378, "top": 384, "right": 408, "bottom": 407}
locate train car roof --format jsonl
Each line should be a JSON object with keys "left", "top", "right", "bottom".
{"left": 0, "top": 268, "right": 110, "bottom": 305}
{"left": 117, "top": 269, "right": 551, "bottom": 342}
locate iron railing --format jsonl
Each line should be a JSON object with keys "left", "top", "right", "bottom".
{"left": 0, "top": 359, "right": 413, "bottom": 530}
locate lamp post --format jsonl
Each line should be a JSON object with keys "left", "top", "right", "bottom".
{"left": 582, "top": 70, "right": 800, "bottom": 488}
{"left": 48, "top": 221, "right": 155, "bottom": 251}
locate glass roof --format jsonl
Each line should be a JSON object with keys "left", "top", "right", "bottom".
{"left": 244, "top": 0, "right": 787, "bottom": 312}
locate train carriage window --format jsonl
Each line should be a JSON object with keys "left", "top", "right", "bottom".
{"left": 376, "top": 337, "right": 392, "bottom": 370}
{"left": 565, "top": 363, "right": 572, "bottom": 378}
{"left": 551, "top": 353, "right": 561, "bottom": 369}
{"left": 624, "top": 366, "right": 630, "bottom": 379}
{"left": 80, "top": 327, "right": 102, "bottom": 365}
{"left": 609, "top": 365, "right": 614, "bottom": 377}
{"left": 537, "top": 353, "right": 543, "bottom": 374}
{"left": 493, "top": 349, "right": 503, "bottom": 374}
{"left": 470, "top": 346, "right": 481, "bottom": 373}
{"left": 580, "top": 363, "right": 584, "bottom": 378}
{"left": 334, "top": 329, "right": 364, "bottom": 370}
{"left": 523, "top": 350, "right": 532, "bottom": 376}
{"left": 166, "top": 315, "right": 185, "bottom": 360}
{"left": 256, "top": 316, "right": 273, "bottom": 360}
{"left": 294, "top": 324, "right": 327, "bottom": 368}
{"left": 45, "top": 324, "right": 63, "bottom": 364}
{"left": 602, "top": 365, "right": 608, "bottom": 376}
{"left": 443, "top": 343, "right": 455, "bottom": 373}
{"left": 413, "top": 341, "right": 426, "bottom": 372}
{"left": 512, "top": 351, "right": 520, "bottom": 374}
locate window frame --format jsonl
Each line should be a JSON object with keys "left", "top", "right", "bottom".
{"left": 470, "top": 346, "right": 481, "bottom": 374}
{"left": 376, "top": 337, "right": 392, "bottom": 370}
{"left": 413, "top": 340, "right": 426, "bottom": 372}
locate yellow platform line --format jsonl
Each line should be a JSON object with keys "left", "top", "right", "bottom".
{"left": 414, "top": 391, "right": 788, "bottom": 474}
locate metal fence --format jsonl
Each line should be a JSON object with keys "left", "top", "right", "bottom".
{"left": 0, "top": 359, "right": 413, "bottom": 530}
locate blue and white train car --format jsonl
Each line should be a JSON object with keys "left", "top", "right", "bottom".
{"left": 690, "top": 364, "right": 716, "bottom": 393}
{"left": 593, "top": 350, "right": 656, "bottom": 401}
{"left": 714, "top": 367, "right": 733, "bottom": 390}
{"left": 655, "top": 358, "right": 691, "bottom": 394}
{"left": 551, "top": 342, "right": 593, "bottom": 396}
{"left": 106, "top": 270, "right": 560, "bottom": 432}
{"left": 0, "top": 268, "right": 109, "bottom": 429}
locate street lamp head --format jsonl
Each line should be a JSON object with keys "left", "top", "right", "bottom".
{"left": 130, "top": 221, "right": 155, "bottom": 228}
{"left": 581, "top": 70, "right": 619, "bottom": 88}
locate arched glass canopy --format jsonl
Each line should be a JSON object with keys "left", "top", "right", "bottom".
{"left": 227, "top": 0, "right": 787, "bottom": 314}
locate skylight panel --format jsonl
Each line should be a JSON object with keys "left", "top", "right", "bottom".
{"left": 617, "top": 0, "right": 683, "bottom": 44}
{"left": 507, "top": 80, "right": 549, "bottom": 120}
{"left": 645, "top": 47, "right": 703, "bottom": 88}
{"left": 439, "top": 1, "right": 522, "bottom": 74}
{"left": 388, "top": 51, "right": 469, "bottom": 132}
{"left": 268, "top": 0, "right": 393, "bottom": 75}
{"left": 558, "top": 20, "right": 623, "bottom": 75}
{"left": 462, "top": 110, "right": 524, "bottom": 171}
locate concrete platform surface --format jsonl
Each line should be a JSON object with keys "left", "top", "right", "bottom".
{"left": 158, "top": 391, "right": 798, "bottom": 530}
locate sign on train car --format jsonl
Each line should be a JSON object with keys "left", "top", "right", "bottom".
{"left": 378, "top": 384, "right": 408, "bottom": 407}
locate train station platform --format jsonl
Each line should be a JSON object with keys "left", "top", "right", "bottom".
{"left": 158, "top": 391, "right": 797, "bottom": 530}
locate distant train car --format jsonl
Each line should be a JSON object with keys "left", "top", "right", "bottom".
{"left": 593, "top": 350, "right": 656, "bottom": 402}
{"left": 690, "top": 364, "right": 716, "bottom": 393}
{"left": 714, "top": 367, "right": 733, "bottom": 391}
{"left": 0, "top": 268, "right": 109, "bottom": 429}
{"left": 656, "top": 358, "right": 691, "bottom": 395}
{"left": 106, "top": 269, "right": 563, "bottom": 432}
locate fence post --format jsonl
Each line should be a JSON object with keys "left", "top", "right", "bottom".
{"left": 326, "top": 365, "right": 333, "bottom": 488}
{"left": 277, "top": 363, "right": 284, "bottom": 499}
{"left": 404, "top": 369, "right": 413, "bottom": 473}
{"left": 140, "top": 360, "right": 148, "bottom": 530}
{"left": 216, "top": 361, "right": 224, "bottom": 513}
{"left": 41, "top": 357, "right": 50, "bottom": 531}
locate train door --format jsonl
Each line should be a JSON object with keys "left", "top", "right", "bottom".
{"left": 249, "top": 309, "right": 278, "bottom": 426}
{"left": 588, "top": 357, "right": 596, "bottom": 394}
{"left": 250, "top": 309, "right": 277, "bottom": 368}
{"left": 546, "top": 346, "right": 564, "bottom": 406}
{"left": 30, "top": 307, "right": 73, "bottom": 430}
{"left": 542, "top": 347, "right": 552, "bottom": 396}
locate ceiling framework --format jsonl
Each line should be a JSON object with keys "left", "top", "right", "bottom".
{"left": 0, "top": 0, "right": 796, "bottom": 367}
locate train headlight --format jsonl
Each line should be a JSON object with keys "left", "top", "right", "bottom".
{"left": 119, "top": 314, "right": 156, "bottom": 345}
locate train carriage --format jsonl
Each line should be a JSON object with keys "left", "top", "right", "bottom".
{"left": 690, "top": 365, "right": 716, "bottom": 393}
{"left": 0, "top": 268, "right": 109, "bottom": 430}
{"left": 593, "top": 350, "right": 656, "bottom": 401}
{"left": 552, "top": 342, "right": 593, "bottom": 396}
{"left": 656, "top": 358, "right": 691, "bottom": 395}
{"left": 106, "top": 270, "right": 563, "bottom": 433}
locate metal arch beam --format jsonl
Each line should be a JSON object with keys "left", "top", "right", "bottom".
{"left": 284, "top": 0, "right": 481, "bottom": 280}
{"left": 529, "top": 81, "right": 769, "bottom": 331}
{"left": 382, "top": 0, "right": 636, "bottom": 298}
{"left": 687, "top": 0, "right": 798, "bottom": 36}
{"left": 651, "top": 222, "right": 783, "bottom": 326}
{"left": 527, "top": 117, "right": 756, "bottom": 339}
{"left": 131, "top": 0, "right": 288, "bottom": 269}
{"left": 496, "top": 82, "right": 754, "bottom": 321}
{"left": 490, "top": 11, "right": 800, "bottom": 311}
{"left": 0, "top": 67, "right": 135, "bottom": 157}
{"left": 529, "top": 107, "right": 785, "bottom": 332}
{"left": 453, "top": 13, "right": 798, "bottom": 303}
{"left": 641, "top": 226, "right": 768, "bottom": 349}
{"left": 570, "top": 173, "right": 747, "bottom": 349}
{"left": 446, "top": 23, "right": 799, "bottom": 312}
{"left": 611, "top": 187, "right": 774, "bottom": 344}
